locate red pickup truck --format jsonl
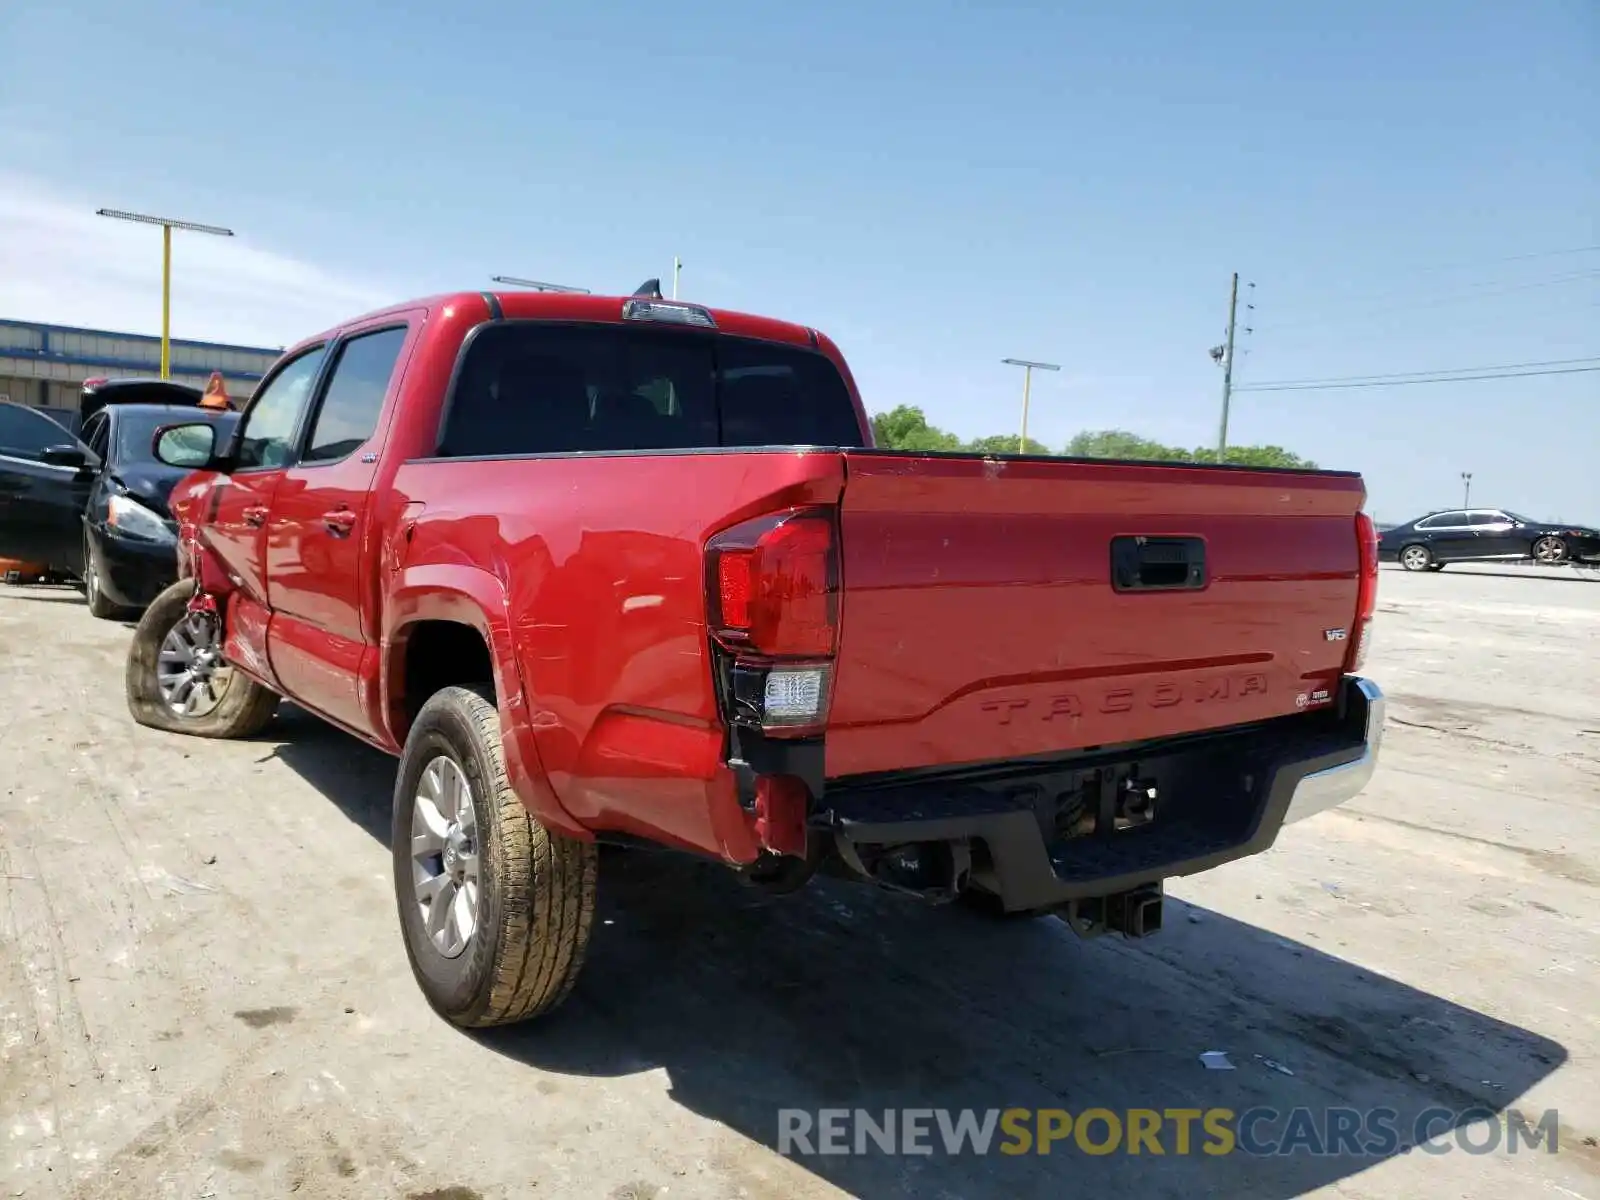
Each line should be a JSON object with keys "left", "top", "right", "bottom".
{"left": 128, "top": 287, "right": 1386, "bottom": 1029}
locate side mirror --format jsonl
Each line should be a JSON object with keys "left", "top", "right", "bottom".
{"left": 153, "top": 422, "right": 221, "bottom": 470}
{"left": 41, "top": 444, "right": 91, "bottom": 469}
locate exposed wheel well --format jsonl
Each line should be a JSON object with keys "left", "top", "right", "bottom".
{"left": 400, "top": 620, "right": 495, "bottom": 729}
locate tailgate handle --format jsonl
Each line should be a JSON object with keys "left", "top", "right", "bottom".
{"left": 1111, "top": 536, "right": 1206, "bottom": 592}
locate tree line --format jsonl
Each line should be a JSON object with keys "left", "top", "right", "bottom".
{"left": 870, "top": 405, "right": 1317, "bottom": 469}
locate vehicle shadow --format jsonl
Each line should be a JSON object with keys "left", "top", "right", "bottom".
{"left": 1380, "top": 564, "right": 1598, "bottom": 584}
{"left": 0, "top": 587, "right": 86, "bottom": 604}
{"left": 269, "top": 709, "right": 1569, "bottom": 1200}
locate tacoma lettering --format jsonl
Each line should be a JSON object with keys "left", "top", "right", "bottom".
{"left": 994, "top": 673, "right": 1272, "bottom": 725}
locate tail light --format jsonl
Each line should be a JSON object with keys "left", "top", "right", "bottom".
{"left": 706, "top": 508, "right": 839, "bottom": 737}
{"left": 1348, "top": 511, "right": 1379, "bottom": 672}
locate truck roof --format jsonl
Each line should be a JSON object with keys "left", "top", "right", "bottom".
{"left": 289, "top": 291, "right": 824, "bottom": 358}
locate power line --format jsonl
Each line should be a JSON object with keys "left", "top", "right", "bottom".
{"left": 1391, "top": 244, "right": 1600, "bottom": 274}
{"left": 1238, "top": 365, "right": 1600, "bottom": 393}
{"left": 1252, "top": 270, "right": 1600, "bottom": 334}
{"left": 1240, "top": 356, "right": 1600, "bottom": 387}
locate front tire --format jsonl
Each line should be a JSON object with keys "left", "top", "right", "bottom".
{"left": 84, "top": 535, "right": 133, "bottom": 620}
{"left": 1400, "top": 544, "right": 1434, "bottom": 571}
{"left": 393, "top": 684, "right": 596, "bottom": 1028}
{"left": 1532, "top": 536, "right": 1569, "bottom": 564}
{"left": 1426, "top": 562, "right": 1446, "bottom": 572}
{"left": 125, "top": 580, "right": 280, "bottom": 737}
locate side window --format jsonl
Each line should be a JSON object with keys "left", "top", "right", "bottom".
{"left": 304, "top": 327, "right": 408, "bottom": 463}
{"left": 0, "top": 402, "right": 74, "bottom": 461}
{"left": 1418, "top": 512, "right": 1464, "bottom": 529}
{"left": 1471, "top": 511, "right": 1509, "bottom": 526}
{"left": 80, "top": 414, "right": 111, "bottom": 462}
{"left": 234, "top": 348, "right": 327, "bottom": 470}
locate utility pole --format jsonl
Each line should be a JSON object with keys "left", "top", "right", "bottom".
{"left": 1001, "top": 358, "right": 1061, "bottom": 453}
{"left": 1461, "top": 472, "right": 1472, "bottom": 508}
{"left": 1216, "top": 271, "right": 1240, "bottom": 459}
{"left": 672, "top": 257, "right": 682, "bottom": 300}
{"left": 97, "top": 208, "right": 234, "bottom": 379}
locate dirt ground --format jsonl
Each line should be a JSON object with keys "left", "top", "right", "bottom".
{"left": 2, "top": 563, "right": 1597, "bottom": 1199}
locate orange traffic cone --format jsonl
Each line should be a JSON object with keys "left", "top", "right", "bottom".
{"left": 200, "top": 371, "right": 230, "bottom": 410}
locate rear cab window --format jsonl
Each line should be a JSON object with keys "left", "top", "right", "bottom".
{"left": 436, "top": 322, "right": 864, "bottom": 458}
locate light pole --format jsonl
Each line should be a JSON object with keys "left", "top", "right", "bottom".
{"left": 96, "top": 209, "right": 233, "bottom": 379}
{"left": 490, "top": 275, "right": 591, "bottom": 294}
{"left": 1461, "top": 472, "right": 1472, "bottom": 508}
{"left": 672, "top": 257, "right": 682, "bottom": 299}
{"left": 1001, "top": 358, "right": 1061, "bottom": 453}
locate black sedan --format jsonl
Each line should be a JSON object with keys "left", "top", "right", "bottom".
{"left": 0, "top": 399, "right": 237, "bottom": 617}
{"left": 1378, "top": 508, "right": 1600, "bottom": 571}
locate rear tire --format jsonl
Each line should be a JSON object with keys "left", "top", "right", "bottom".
{"left": 393, "top": 684, "right": 597, "bottom": 1028}
{"left": 125, "top": 580, "right": 280, "bottom": 738}
{"left": 1399, "top": 544, "right": 1434, "bottom": 571}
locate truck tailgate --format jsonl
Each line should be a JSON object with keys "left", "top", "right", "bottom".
{"left": 827, "top": 453, "right": 1366, "bottom": 778}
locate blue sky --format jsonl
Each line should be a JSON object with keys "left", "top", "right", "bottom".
{"left": 1, "top": 0, "right": 1595, "bottom": 521}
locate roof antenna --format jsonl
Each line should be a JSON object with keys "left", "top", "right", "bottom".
{"left": 633, "top": 278, "right": 663, "bottom": 299}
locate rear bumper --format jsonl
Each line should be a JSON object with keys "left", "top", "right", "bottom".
{"left": 823, "top": 675, "right": 1386, "bottom": 913}
{"left": 1280, "top": 677, "right": 1385, "bottom": 825}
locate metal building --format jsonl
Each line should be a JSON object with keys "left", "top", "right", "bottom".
{"left": 0, "top": 318, "right": 281, "bottom": 432}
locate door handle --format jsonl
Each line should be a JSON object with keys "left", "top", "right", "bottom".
{"left": 243, "top": 505, "right": 268, "bottom": 527}
{"left": 322, "top": 509, "right": 357, "bottom": 536}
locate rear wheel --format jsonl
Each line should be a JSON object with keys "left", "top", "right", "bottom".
{"left": 1400, "top": 544, "right": 1433, "bottom": 571}
{"left": 1532, "top": 536, "right": 1569, "bottom": 564}
{"left": 393, "top": 684, "right": 597, "bottom": 1028}
{"left": 125, "top": 580, "right": 280, "bottom": 738}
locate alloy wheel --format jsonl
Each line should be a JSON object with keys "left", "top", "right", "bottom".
{"left": 156, "top": 611, "right": 232, "bottom": 717}
{"left": 410, "top": 755, "right": 480, "bottom": 959}
{"left": 1533, "top": 537, "right": 1567, "bottom": 564}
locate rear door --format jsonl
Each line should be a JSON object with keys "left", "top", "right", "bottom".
{"left": 201, "top": 346, "right": 328, "bottom": 684}
{"left": 0, "top": 402, "right": 94, "bottom": 570}
{"left": 827, "top": 453, "right": 1367, "bottom": 777}
{"left": 1416, "top": 511, "right": 1475, "bottom": 561}
{"left": 265, "top": 321, "right": 414, "bottom": 736}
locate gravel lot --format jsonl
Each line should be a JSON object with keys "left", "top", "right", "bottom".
{"left": 2, "top": 563, "right": 1596, "bottom": 1199}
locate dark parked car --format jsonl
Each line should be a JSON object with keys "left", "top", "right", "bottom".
{"left": 79, "top": 376, "right": 206, "bottom": 424}
{"left": 1378, "top": 508, "right": 1600, "bottom": 571}
{"left": 0, "top": 398, "right": 237, "bottom": 617}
